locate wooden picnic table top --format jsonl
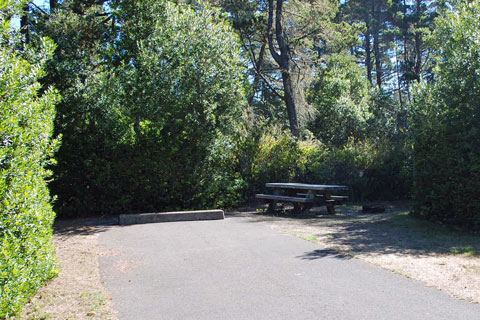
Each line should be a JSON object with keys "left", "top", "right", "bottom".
{"left": 265, "top": 183, "right": 348, "bottom": 191}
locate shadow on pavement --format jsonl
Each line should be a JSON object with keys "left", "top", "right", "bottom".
{"left": 229, "top": 201, "right": 479, "bottom": 259}
{"left": 54, "top": 217, "right": 119, "bottom": 237}
{"left": 297, "top": 249, "right": 352, "bottom": 260}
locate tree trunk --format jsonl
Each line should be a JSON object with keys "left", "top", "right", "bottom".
{"left": 395, "top": 46, "right": 403, "bottom": 108}
{"left": 373, "top": 30, "right": 382, "bottom": 88}
{"left": 50, "top": 0, "right": 57, "bottom": 11}
{"left": 371, "top": 1, "right": 382, "bottom": 88}
{"left": 248, "top": 39, "right": 267, "bottom": 105}
{"left": 281, "top": 70, "right": 299, "bottom": 137}
{"left": 365, "top": 28, "right": 372, "bottom": 84}
{"left": 267, "top": 0, "right": 299, "bottom": 137}
{"left": 20, "top": 4, "right": 30, "bottom": 44}
{"left": 403, "top": 25, "right": 410, "bottom": 100}
{"left": 413, "top": 0, "right": 422, "bottom": 82}
{"left": 413, "top": 31, "right": 422, "bottom": 81}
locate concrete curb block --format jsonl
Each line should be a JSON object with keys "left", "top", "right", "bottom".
{"left": 119, "top": 209, "right": 225, "bottom": 225}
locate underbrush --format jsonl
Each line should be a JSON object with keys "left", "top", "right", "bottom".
{"left": 234, "top": 126, "right": 412, "bottom": 204}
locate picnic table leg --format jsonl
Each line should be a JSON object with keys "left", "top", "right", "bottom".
{"left": 300, "top": 203, "right": 313, "bottom": 214}
{"left": 324, "top": 191, "right": 335, "bottom": 215}
{"left": 293, "top": 203, "right": 301, "bottom": 212}
{"left": 267, "top": 188, "right": 281, "bottom": 213}
{"left": 284, "top": 188, "right": 301, "bottom": 214}
{"left": 291, "top": 190, "right": 314, "bottom": 215}
{"left": 302, "top": 190, "right": 316, "bottom": 214}
{"left": 267, "top": 200, "right": 277, "bottom": 213}
{"left": 326, "top": 204, "right": 335, "bottom": 215}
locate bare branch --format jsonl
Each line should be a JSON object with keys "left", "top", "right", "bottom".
{"left": 293, "top": 27, "right": 322, "bottom": 43}
{"left": 29, "top": 1, "right": 48, "bottom": 15}
{"left": 241, "top": 32, "right": 284, "bottom": 101}
{"left": 283, "top": 9, "right": 308, "bottom": 20}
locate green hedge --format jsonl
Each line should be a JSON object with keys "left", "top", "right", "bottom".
{"left": 45, "top": 1, "right": 246, "bottom": 217}
{"left": 0, "top": 8, "right": 60, "bottom": 316}
{"left": 411, "top": 1, "right": 480, "bottom": 230}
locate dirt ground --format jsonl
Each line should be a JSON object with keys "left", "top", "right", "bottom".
{"left": 19, "top": 201, "right": 479, "bottom": 318}
{"left": 19, "top": 219, "right": 118, "bottom": 320}
{"left": 230, "top": 201, "right": 480, "bottom": 304}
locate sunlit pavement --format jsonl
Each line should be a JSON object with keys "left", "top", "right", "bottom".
{"left": 99, "top": 216, "right": 480, "bottom": 320}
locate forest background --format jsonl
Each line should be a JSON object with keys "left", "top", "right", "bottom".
{"left": 1, "top": 0, "right": 480, "bottom": 316}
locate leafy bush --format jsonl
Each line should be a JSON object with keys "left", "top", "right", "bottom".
{"left": 298, "top": 139, "right": 410, "bottom": 201}
{"left": 411, "top": 0, "right": 480, "bottom": 230}
{"left": 250, "top": 127, "right": 302, "bottom": 192}
{"left": 307, "top": 53, "right": 372, "bottom": 147}
{"left": 299, "top": 139, "right": 371, "bottom": 200}
{"left": 48, "top": 0, "right": 246, "bottom": 216}
{"left": 361, "top": 140, "right": 412, "bottom": 200}
{"left": 195, "top": 132, "right": 248, "bottom": 208}
{"left": 237, "top": 124, "right": 410, "bottom": 201}
{"left": 0, "top": 3, "right": 59, "bottom": 316}
{"left": 38, "top": 0, "right": 116, "bottom": 216}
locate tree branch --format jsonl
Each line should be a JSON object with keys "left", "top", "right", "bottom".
{"left": 29, "top": 1, "right": 48, "bottom": 15}
{"left": 267, "top": 0, "right": 282, "bottom": 65}
{"left": 274, "top": 0, "right": 291, "bottom": 70}
{"left": 257, "top": 71, "right": 285, "bottom": 100}
{"left": 240, "top": 32, "right": 285, "bottom": 101}
{"left": 293, "top": 27, "right": 322, "bottom": 43}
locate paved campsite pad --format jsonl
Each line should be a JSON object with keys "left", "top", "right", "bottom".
{"left": 98, "top": 216, "right": 480, "bottom": 320}
{"left": 236, "top": 202, "right": 480, "bottom": 304}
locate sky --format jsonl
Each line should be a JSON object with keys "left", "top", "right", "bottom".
{"left": 11, "top": 0, "right": 49, "bottom": 29}
{"left": 32, "top": 0, "right": 49, "bottom": 9}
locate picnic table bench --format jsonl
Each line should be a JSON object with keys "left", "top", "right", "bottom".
{"left": 256, "top": 183, "right": 348, "bottom": 215}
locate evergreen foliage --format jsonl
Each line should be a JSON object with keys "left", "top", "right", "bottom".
{"left": 412, "top": 0, "right": 480, "bottom": 229}
{"left": 12, "top": 0, "right": 476, "bottom": 225}
{"left": 0, "top": 1, "right": 59, "bottom": 316}
{"left": 307, "top": 53, "right": 372, "bottom": 147}
{"left": 45, "top": 0, "right": 246, "bottom": 216}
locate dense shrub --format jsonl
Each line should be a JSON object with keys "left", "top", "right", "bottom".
{"left": 307, "top": 53, "right": 372, "bottom": 147}
{"left": 192, "top": 132, "right": 248, "bottom": 209}
{"left": 250, "top": 127, "right": 302, "bottom": 192}
{"left": 299, "top": 139, "right": 411, "bottom": 201}
{"left": 411, "top": 0, "right": 480, "bottom": 229}
{"left": 236, "top": 124, "right": 411, "bottom": 201}
{"left": 48, "top": 1, "right": 246, "bottom": 216}
{"left": 299, "top": 140, "right": 371, "bottom": 200}
{"left": 0, "top": 4, "right": 59, "bottom": 316}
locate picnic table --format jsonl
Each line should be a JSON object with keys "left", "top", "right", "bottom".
{"left": 256, "top": 183, "right": 348, "bottom": 215}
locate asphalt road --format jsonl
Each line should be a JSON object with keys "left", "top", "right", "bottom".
{"left": 98, "top": 216, "right": 480, "bottom": 320}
